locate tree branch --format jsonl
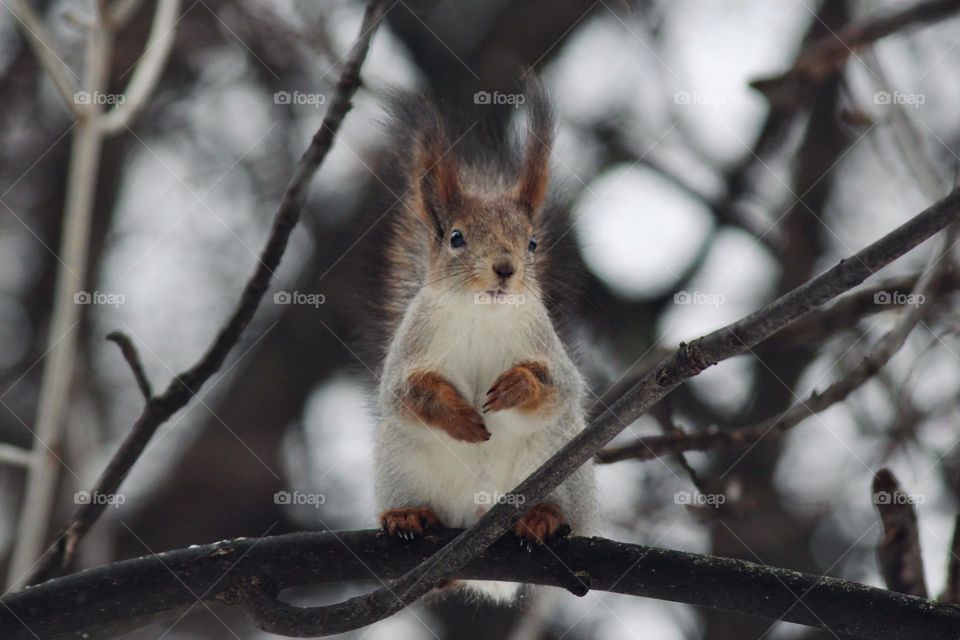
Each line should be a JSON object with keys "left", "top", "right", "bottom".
{"left": 105, "top": 331, "right": 152, "bottom": 400}
{"left": 98, "top": 0, "right": 181, "bottom": 133}
{"left": 751, "top": 0, "right": 960, "bottom": 108}
{"left": 873, "top": 469, "right": 928, "bottom": 597}
{"left": 2, "top": 530, "right": 960, "bottom": 640}
{"left": 18, "top": 0, "right": 387, "bottom": 588}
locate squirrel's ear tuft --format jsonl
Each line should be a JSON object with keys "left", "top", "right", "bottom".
{"left": 513, "top": 80, "right": 554, "bottom": 218}
{"left": 415, "top": 122, "right": 462, "bottom": 239}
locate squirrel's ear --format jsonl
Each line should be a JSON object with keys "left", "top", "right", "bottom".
{"left": 513, "top": 81, "right": 554, "bottom": 218}
{"left": 415, "top": 125, "right": 462, "bottom": 239}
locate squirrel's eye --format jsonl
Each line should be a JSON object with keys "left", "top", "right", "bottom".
{"left": 450, "top": 229, "right": 465, "bottom": 248}
{"left": 528, "top": 237, "right": 537, "bottom": 252}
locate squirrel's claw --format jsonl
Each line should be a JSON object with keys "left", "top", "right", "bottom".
{"left": 380, "top": 506, "right": 442, "bottom": 540}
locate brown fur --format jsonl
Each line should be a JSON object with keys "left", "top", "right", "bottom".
{"left": 483, "top": 360, "right": 554, "bottom": 414}
{"left": 515, "top": 503, "right": 565, "bottom": 544}
{"left": 403, "top": 370, "right": 490, "bottom": 443}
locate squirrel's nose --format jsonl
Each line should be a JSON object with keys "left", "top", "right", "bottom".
{"left": 493, "top": 260, "right": 516, "bottom": 280}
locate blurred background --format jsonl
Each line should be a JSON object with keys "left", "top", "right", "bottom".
{"left": 2, "top": 0, "right": 960, "bottom": 638}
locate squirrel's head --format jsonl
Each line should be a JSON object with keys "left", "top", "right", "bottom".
{"left": 410, "top": 87, "right": 553, "bottom": 306}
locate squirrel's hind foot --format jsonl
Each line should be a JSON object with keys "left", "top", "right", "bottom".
{"left": 515, "top": 503, "right": 569, "bottom": 551}
{"left": 380, "top": 506, "right": 442, "bottom": 540}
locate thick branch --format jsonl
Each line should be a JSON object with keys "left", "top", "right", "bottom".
{"left": 2, "top": 530, "right": 960, "bottom": 640}
{"left": 20, "top": 0, "right": 387, "bottom": 587}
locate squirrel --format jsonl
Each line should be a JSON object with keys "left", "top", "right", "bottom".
{"left": 370, "top": 83, "right": 600, "bottom": 603}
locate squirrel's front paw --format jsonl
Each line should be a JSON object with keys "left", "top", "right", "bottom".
{"left": 445, "top": 405, "right": 491, "bottom": 443}
{"left": 380, "top": 506, "right": 442, "bottom": 540}
{"left": 515, "top": 503, "right": 568, "bottom": 551}
{"left": 404, "top": 370, "right": 490, "bottom": 443}
{"left": 483, "top": 362, "right": 550, "bottom": 413}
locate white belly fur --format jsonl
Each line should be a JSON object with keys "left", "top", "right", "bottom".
{"left": 376, "top": 300, "right": 557, "bottom": 601}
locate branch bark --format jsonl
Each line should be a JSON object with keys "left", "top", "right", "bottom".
{"left": 2, "top": 530, "right": 960, "bottom": 640}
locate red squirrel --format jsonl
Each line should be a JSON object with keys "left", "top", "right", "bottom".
{"left": 371, "top": 83, "right": 599, "bottom": 602}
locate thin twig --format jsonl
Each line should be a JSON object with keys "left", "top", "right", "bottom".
{"left": 105, "top": 332, "right": 152, "bottom": 400}
{"left": 19, "top": 0, "right": 387, "bottom": 589}
{"left": 11, "top": 0, "right": 82, "bottom": 118}
{"left": 99, "top": 0, "right": 182, "bottom": 133}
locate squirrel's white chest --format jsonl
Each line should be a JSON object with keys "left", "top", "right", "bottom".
{"left": 393, "top": 301, "right": 552, "bottom": 527}
{"left": 426, "top": 302, "right": 534, "bottom": 404}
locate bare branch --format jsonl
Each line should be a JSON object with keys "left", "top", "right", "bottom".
{"left": 105, "top": 332, "right": 152, "bottom": 401}
{"left": 19, "top": 0, "right": 387, "bottom": 588}
{"left": 6, "top": 11, "right": 116, "bottom": 590}
{"left": 11, "top": 0, "right": 82, "bottom": 117}
{"left": 99, "top": 0, "right": 182, "bottom": 133}
{"left": 751, "top": 0, "right": 960, "bottom": 108}
{"left": 2, "top": 530, "right": 960, "bottom": 640}
{"left": 873, "top": 469, "right": 928, "bottom": 597}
